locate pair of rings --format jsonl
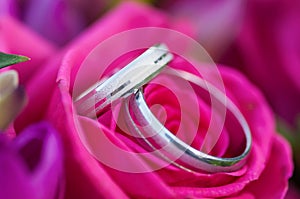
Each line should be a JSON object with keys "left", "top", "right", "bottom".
{"left": 74, "top": 44, "right": 252, "bottom": 173}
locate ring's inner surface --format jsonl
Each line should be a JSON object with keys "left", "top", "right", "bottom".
{"left": 139, "top": 71, "right": 246, "bottom": 159}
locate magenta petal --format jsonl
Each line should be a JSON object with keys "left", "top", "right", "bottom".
{"left": 0, "top": 0, "right": 18, "bottom": 16}
{"left": 221, "top": 0, "right": 300, "bottom": 125}
{"left": 234, "top": 134, "right": 293, "bottom": 198}
{"left": 0, "top": 136, "right": 34, "bottom": 198}
{"left": 45, "top": 2, "right": 190, "bottom": 198}
{"left": 0, "top": 122, "right": 64, "bottom": 199}
{"left": 41, "top": 1, "right": 293, "bottom": 198}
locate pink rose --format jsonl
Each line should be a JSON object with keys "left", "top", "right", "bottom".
{"left": 1, "top": 1, "right": 293, "bottom": 198}
{"left": 216, "top": 0, "right": 300, "bottom": 191}
{"left": 160, "top": 0, "right": 300, "bottom": 129}
{"left": 21, "top": 2, "right": 290, "bottom": 198}
{"left": 159, "top": 0, "right": 300, "bottom": 195}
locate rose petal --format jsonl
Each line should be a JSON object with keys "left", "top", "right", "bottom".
{"left": 0, "top": 122, "right": 64, "bottom": 199}
{"left": 22, "top": 0, "right": 86, "bottom": 46}
{"left": 44, "top": 2, "right": 187, "bottom": 198}
{"left": 221, "top": 0, "right": 300, "bottom": 126}
{"left": 227, "top": 134, "right": 293, "bottom": 198}
{"left": 41, "top": 2, "right": 293, "bottom": 198}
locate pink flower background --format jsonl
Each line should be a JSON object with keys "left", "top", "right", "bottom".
{"left": 0, "top": 0, "right": 299, "bottom": 198}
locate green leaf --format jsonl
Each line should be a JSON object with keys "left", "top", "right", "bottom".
{"left": 296, "top": 116, "right": 300, "bottom": 132}
{"left": 276, "top": 117, "right": 300, "bottom": 151}
{"left": 277, "top": 118, "right": 295, "bottom": 143}
{"left": 0, "top": 52, "right": 30, "bottom": 69}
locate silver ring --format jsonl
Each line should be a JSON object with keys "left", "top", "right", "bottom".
{"left": 74, "top": 44, "right": 173, "bottom": 117}
{"left": 75, "top": 44, "right": 252, "bottom": 173}
{"left": 123, "top": 68, "right": 252, "bottom": 173}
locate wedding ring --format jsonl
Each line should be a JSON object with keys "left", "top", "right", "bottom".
{"left": 74, "top": 44, "right": 173, "bottom": 117}
{"left": 75, "top": 43, "right": 252, "bottom": 173}
{"left": 123, "top": 68, "right": 252, "bottom": 173}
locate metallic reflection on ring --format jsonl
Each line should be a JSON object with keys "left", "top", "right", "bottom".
{"left": 74, "top": 43, "right": 252, "bottom": 173}
{"left": 74, "top": 43, "right": 173, "bottom": 117}
{"left": 124, "top": 68, "right": 252, "bottom": 173}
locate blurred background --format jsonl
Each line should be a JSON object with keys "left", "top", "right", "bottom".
{"left": 1, "top": 0, "right": 299, "bottom": 197}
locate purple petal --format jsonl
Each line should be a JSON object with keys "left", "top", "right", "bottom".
{"left": 0, "top": 0, "right": 19, "bottom": 17}
{"left": 22, "top": 0, "right": 86, "bottom": 45}
{"left": 0, "top": 122, "right": 64, "bottom": 199}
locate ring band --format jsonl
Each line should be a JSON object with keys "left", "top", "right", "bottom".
{"left": 123, "top": 68, "right": 252, "bottom": 173}
{"left": 75, "top": 44, "right": 252, "bottom": 173}
{"left": 74, "top": 44, "right": 173, "bottom": 117}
